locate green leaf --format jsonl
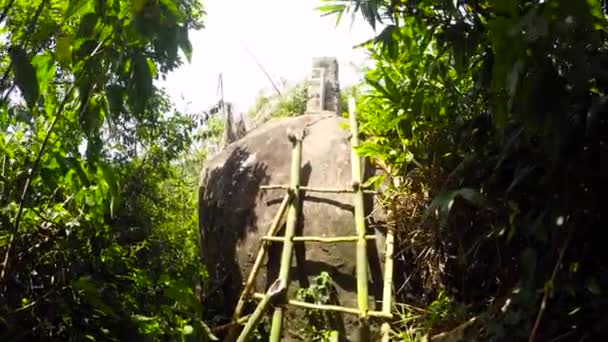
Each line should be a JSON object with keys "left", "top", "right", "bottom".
{"left": 106, "top": 84, "right": 124, "bottom": 119}
{"left": 164, "top": 280, "right": 194, "bottom": 305}
{"left": 375, "top": 25, "right": 400, "bottom": 59}
{"left": 182, "top": 325, "right": 193, "bottom": 335}
{"left": 365, "top": 76, "right": 397, "bottom": 103}
{"left": 131, "top": 314, "right": 162, "bottom": 334}
{"left": 316, "top": 2, "right": 347, "bottom": 24}
{"left": 176, "top": 25, "right": 192, "bottom": 63}
{"left": 48, "top": 0, "right": 68, "bottom": 22}
{"left": 98, "top": 162, "right": 119, "bottom": 218}
{"left": 69, "top": 158, "right": 90, "bottom": 186}
{"left": 133, "top": 0, "right": 147, "bottom": 13}
{"left": 80, "top": 93, "right": 105, "bottom": 135}
{"left": 66, "top": 0, "right": 95, "bottom": 19}
{"left": 159, "top": 0, "right": 179, "bottom": 16}
{"left": 56, "top": 35, "right": 73, "bottom": 67}
{"left": 0, "top": 232, "right": 12, "bottom": 247}
{"left": 362, "top": 174, "right": 386, "bottom": 190}
{"left": 424, "top": 188, "right": 488, "bottom": 227}
{"left": 31, "top": 53, "right": 56, "bottom": 96}
{"left": 130, "top": 55, "right": 153, "bottom": 114}
{"left": 145, "top": 58, "right": 157, "bottom": 78}
{"left": 9, "top": 47, "right": 39, "bottom": 109}
{"left": 78, "top": 13, "right": 100, "bottom": 38}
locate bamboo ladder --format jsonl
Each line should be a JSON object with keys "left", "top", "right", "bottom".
{"left": 228, "top": 98, "right": 395, "bottom": 342}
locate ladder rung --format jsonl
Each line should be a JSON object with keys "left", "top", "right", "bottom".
{"left": 252, "top": 293, "right": 392, "bottom": 319}
{"left": 262, "top": 235, "right": 376, "bottom": 243}
{"left": 260, "top": 184, "right": 378, "bottom": 195}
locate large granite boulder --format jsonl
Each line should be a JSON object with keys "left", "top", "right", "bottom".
{"left": 198, "top": 113, "right": 387, "bottom": 341}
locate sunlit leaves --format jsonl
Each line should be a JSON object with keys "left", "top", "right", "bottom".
{"left": 132, "top": 314, "right": 162, "bottom": 335}
{"left": 316, "top": 1, "right": 348, "bottom": 26}
{"left": 49, "top": 0, "right": 68, "bottom": 23}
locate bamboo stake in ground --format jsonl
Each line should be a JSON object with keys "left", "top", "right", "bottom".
{"left": 236, "top": 279, "right": 286, "bottom": 342}
{"left": 227, "top": 192, "right": 293, "bottom": 340}
{"left": 269, "top": 130, "right": 304, "bottom": 342}
{"left": 381, "top": 225, "right": 395, "bottom": 342}
{"left": 349, "top": 96, "right": 370, "bottom": 340}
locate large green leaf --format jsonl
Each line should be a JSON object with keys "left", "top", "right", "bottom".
{"left": 56, "top": 35, "right": 73, "bottom": 67}
{"left": 31, "top": 53, "right": 56, "bottom": 96}
{"left": 176, "top": 25, "right": 192, "bottom": 63}
{"left": 159, "top": 0, "right": 179, "bottom": 17}
{"left": 78, "top": 13, "right": 100, "bottom": 38}
{"left": 98, "top": 162, "right": 120, "bottom": 218}
{"left": 130, "top": 54, "right": 153, "bottom": 114}
{"left": 9, "top": 47, "right": 39, "bottom": 109}
{"left": 105, "top": 84, "right": 124, "bottom": 120}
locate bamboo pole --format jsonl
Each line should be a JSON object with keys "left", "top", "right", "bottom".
{"left": 349, "top": 96, "right": 370, "bottom": 340}
{"left": 381, "top": 226, "right": 395, "bottom": 342}
{"left": 269, "top": 131, "right": 304, "bottom": 342}
{"left": 260, "top": 184, "right": 377, "bottom": 195}
{"left": 262, "top": 235, "right": 376, "bottom": 243}
{"left": 227, "top": 192, "right": 293, "bottom": 340}
{"left": 252, "top": 293, "right": 393, "bottom": 319}
{"left": 237, "top": 279, "right": 286, "bottom": 342}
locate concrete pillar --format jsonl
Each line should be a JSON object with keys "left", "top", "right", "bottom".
{"left": 306, "top": 57, "right": 341, "bottom": 115}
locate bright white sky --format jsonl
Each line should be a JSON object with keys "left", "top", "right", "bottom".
{"left": 159, "top": 0, "right": 379, "bottom": 115}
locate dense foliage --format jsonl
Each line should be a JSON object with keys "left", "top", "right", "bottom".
{"left": 322, "top": 0, "right": 607, "bottom": 340}
{"left": 0, "top": 0, "right": 214, "bottom": 340}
